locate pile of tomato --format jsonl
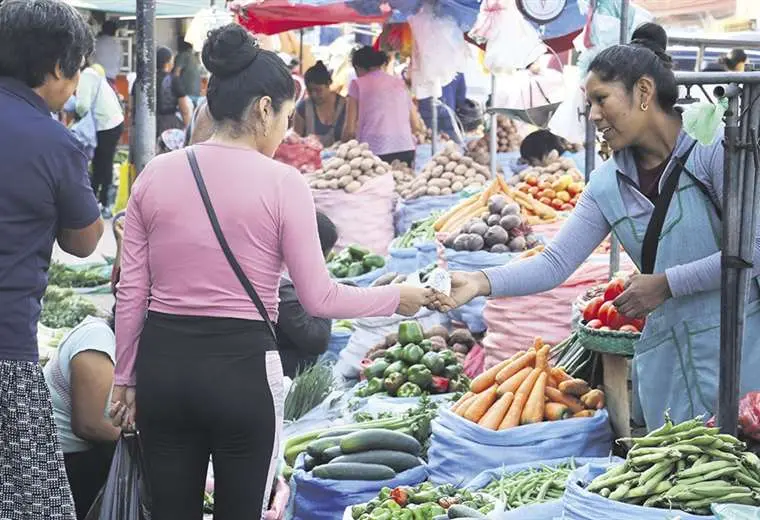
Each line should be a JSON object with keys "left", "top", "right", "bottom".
{"left": 582, "top": 278, "right": 645, "bottom": 333}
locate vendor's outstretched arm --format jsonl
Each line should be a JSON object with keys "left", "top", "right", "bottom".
{"left": 482, "top": 189, "right": 611, "bottom": 297}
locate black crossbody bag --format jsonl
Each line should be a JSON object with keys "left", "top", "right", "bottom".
{"left": 185, "top": 147, "right": 277, "bottom": 341}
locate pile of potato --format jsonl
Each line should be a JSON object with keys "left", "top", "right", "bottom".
{"left": 466, "top": 115, "right": 522, "bottom": 156}
{"left": 398, "top": 142, "right": 491, "bottom": 200}
{"left": 390, "top": 160, "right": 415, "bottom": 195}
{"left": 507, "top": 150, "right": 585, "bottom": 211}
{"left": 415, "top": 128, "right": 452, "bottom": 145}
{"left": 443, "top": 194, "right": 539, "bottom": 253}
{"left": 309, "top": 140, "right": 392, "bottom": 193}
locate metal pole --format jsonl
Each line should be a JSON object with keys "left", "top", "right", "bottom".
{"left": 431, "top": 97, "right": 438, "bottom": 156}
{"left": 299, "top": 29, "right": 304, "bottom": 75}
{"left": 717, "top": 85, "right": 744, "bottom": 435}
{"left": 134, "top": 0, "right": 156, "bottom": 174}
{"left": 489, "top": 74, "right": 497, "bottom": 178}
{"left": 695, "top": 44, "right": 705, "bottom": 72}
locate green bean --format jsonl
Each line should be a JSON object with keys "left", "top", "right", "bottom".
{"left": 630, "top": 450, "right": 681, "bottom": 467}
{"left": 692, "top": 454, "right": 711, "bottom": 467}
{"left": 735, "top": 469, "right": 760, "bottom": 488}
{"left": 677, "top": 460, "right": 734, "bottom": 479}
{"left": 640, "top": 460, "right": 673, "bottom": 483}
{"left": 599, "top": 488, "right": 611, "bottom": 498}
{"left": 689, "top": 482, "right": 751, "bottom": 497}
{"left": 684, "top": 491, "right": 757, "bottom": 509}
{"left": 587, "top": 470, "right": 640, "bottom": 493}
{"left": 609, "top": 484, "right": 632, "bottom": 501}
{"left": 673, "top": 435, "right": 717, "bottom": 447}
{"left": 704, "top": 448, "right": 739, "bottom": 461}
{"left": 626, "top": 480, "right": 672, "bottom": 499}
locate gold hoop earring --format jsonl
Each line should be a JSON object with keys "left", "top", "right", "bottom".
{"left": 640, "top": 102, "right": 649, "bottom": 111}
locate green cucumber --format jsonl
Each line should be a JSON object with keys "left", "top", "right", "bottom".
{"left": 340, "top": 429, "right": 421, "bottom": 456}
{"left": 306, "top": 437, "right": 342, "bottom": 459}
{"left": 312, "top": 462, "right": 396, "bottom": 481}
{"left": 331, "top": 450, "right": 421, "bottom": 472}
{"left": 447, "top": 504, "right": 486, "bottom": 518}
{"left": 317, "top": 429, "right": 360, "bottom": 439}
{"left": 303, "top": 454, "right": 317, "bottom": 472}
{"left": 321, "top": 446, "right": 343, "bottom": 462}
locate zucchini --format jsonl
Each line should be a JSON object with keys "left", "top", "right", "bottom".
{"left": 339, "top": 429, "right": 421, "bottom": 456}
{"left": 306, "top": 437, "right": 342, "bottom": 459}
{"left": 321, "top": 446, "right": 343, "bottom": 462}
{"left": 433, "top": 516, "right": 449, "bottom": 520}
{"left": 303, "top": 454, "right": 317, "bottom": 472}
{"left": 331, "top": 450, "right": 421, "bottom": 473}
{"left": 317, "top": 429, "right": 359, "bottom": 439}
{"left": 447, "top": 505, "right": 486, "bottom": 518}
{"left": 312, "top": 462, "right": 396, "bottom": 481}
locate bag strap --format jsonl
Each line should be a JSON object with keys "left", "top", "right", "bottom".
{"left": 185, "top": 148, "right": 277, "bottom": 341}
{"left": 640, "top": 140, "right": 699, "bottom": 274}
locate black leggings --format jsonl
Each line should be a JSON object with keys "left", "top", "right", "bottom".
{"left": 92, "top": 123, "right": 124, "bottom": 206}
{"left": 378, "top": 149, "right": 415, "bottom": 168}
{"left": 135, "top": 312, "right": 283, "bottom": 520}
{"left": 64, "top": 443, "right": 116, "bottom": 520}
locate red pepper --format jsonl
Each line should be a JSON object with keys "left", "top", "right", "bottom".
{"left": 431, "top": 376, "right": 450, "bottom": 394}
{"left": 358, "top": 358, "right": 373, "bottom": 381}
{"left": 390, "top": 487, "right": 408, "bottom": 507}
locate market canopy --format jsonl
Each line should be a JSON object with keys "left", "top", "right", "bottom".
{"left": 65, "top": 0, "right": 217, "bottom": 17}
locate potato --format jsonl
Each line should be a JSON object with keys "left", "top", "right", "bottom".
{"left": 343, "top": 181, "right": 360, "bottom": 193}
{"left": 462, "top": 156, "right": 474, "bottom": 167}
{"left": 432, "top": 165, "right": 444, "bottom": 177}
{"left": 336, "top": 164, "right": 351, "bottom": 177}
{"left": 441, "top": 171, "right": 455, "bottom": 180}
{"left": 451, "top": 181, "right": 464, "bottom": 192}
{"left": 435, "top": 155, "right": 449, "bottom": 165}
{"left": 453, "top": 164, "right": 467, "bottom": 175}
{"left": 315, "top": 179, "right": 329, "bottom": 189}
{"left": 338, "top": 175, "right": 354, "bottom": 188}
{"left": 401, "top": 189, "right": 412, "bottom": 198}
{"left": 547, "top": 149, "right": 560, "bottom": 162}
{"left": 349, "top": 157, "right": 363, "bottom": 169}
{"left": 465, "top": 168, "right": 477, "bottom": 178}
{"left": 449, "top": 151, "right": 463, "bottom": 162}
{"left": 357, "top": 175, "right": 371, "bottom": 183}
{"left": 546, "top": 162, "right": 561, "bottom": 173}
{"left": 360, "top": 158, "right": 374, "bottom": 171}
{"left": 375, "top": 167, "right": 387, "bottom": 176}
{"left": 350, "top": 168, "right": 362, "bottom": 179}
{"left": 441, "top": 187, "right": 453, "bottom": 195}
{"left": 473, "top": 174, "right": 487, "bottom": 184}
{"left": 444, "top": 161, "right": 457, "bottom": 172}
{"left": 429, "top": 178, "right": 451, "bottom": 188}
{"left": 361, "top": 149, "right": 375, "bottom": 158}
{"left": 426, "top": 186, "right": 441, "bottom": 196}
{"left": 357, "top": 141, "right": 367, "bottom": 149}
{"left": 328, "top": 179, "right": 339, "bottom": 189}
{"left": 412, "top": 186, "right": 428, "bottom": 198}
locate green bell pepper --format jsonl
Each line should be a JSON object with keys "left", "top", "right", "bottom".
{"left": 365, "top": 377, "right": 384, "bottom": 395}
{"left": 378, "top": 487, "right": 392, "bottom": 501}
{"left": 330, "top": 264, "right": 348, "bottom": 278}
{"left": 352, "top": 504, "right": 368, "bottom": 519}
{"left": 396, "top": 382, "right": 422, "bottom": 397}
{"left": 443, "top": 363, "right": 463, "bottom": 379}
{"left": 401, "top": 343, "right": 424, "bottom": 365}
{"left": 448, "top": 376, "right": 470, "bottom": 393}
{"left": 398, "top": 320, "right": 424, "bottom": 346}
{"left": 369, "top": 510, "right": 391, "bottom": 520}
{"left": 347, "top": 261, "right": 365, "bottom": 278}
{"left": 397, "top": 510, "right": 413, "bottom": 520}
{"left": 362, "top": 254, "right": 386, "bottom": 269}
{"left": 348, "top": 244, "right": 371, "bottom": 260}
{"left": 383, "top": 360, "right": 406, "bottom": 378}
{"left": 409, "top": 489, "right": 438, "bottom": 505}
{"left": 364, "top": 359, "right": 390, "bottom": 379}
{"left": 384, "top": 344, "right": 404, "bottom": 362}
{"left": 419, "top": 339, "right": 433, "bottom": 352}
{"left": 438, "top": 349, "right": 457, "bottom": 366}
{"left": 384, "top": 372, "right": 407, "bottom": 395}
{"left": 379, "top": 499, "right": 401, "bottom": 511}
{"left": 421, "top": 351, "right": 445, "bottom": 375}
{"left": 407, "top": 364, "right": 433, "bottom": 390}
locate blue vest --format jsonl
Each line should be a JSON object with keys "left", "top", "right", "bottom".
{"left": 587, "top": 145, "right": 760, "bottom": 429}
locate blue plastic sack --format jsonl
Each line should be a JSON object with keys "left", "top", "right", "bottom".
{"left": 432, "top": 0, "right": 479, "bottom": 31}
{"left": 292, "top": 453, "right": 429, "bottom": 520}
{"left": 465, "top": 457, "right": 623, "bottom": 519}
{"left": 387, "top": 245, "right": 419, "bottom": 274}
{"left": 341, "top": 267, "right": 386, "bottom": 288}
{"left": 713, "top": 504, "right": 760, "bottom": 519}
{"left": 394, "top": 194, "right": 461, "bottom": 236}
{"left": 319, "top": 328, "right": 352, "bottom": 364}
{"left": 427, "top": 408, "right": 613, "bottom": 486}
{"left": 496, "top": 151, "right": 520, "bottom": 177}
{"left": 416, "top": 241, "right": 438, "bottom": 271}
{"left": 415, "top": 144, "right": 433, "bottom": 172}
{"left": 562, "top": 463, "right": 714, "bottom": 520}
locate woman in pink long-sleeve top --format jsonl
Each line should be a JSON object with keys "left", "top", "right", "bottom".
{"left": 112, "top": 25, "right": 433, "bottom": 520}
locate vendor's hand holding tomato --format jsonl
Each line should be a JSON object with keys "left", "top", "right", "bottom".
{"left": 614, "top": 273, "right": 672, "bottom": 319}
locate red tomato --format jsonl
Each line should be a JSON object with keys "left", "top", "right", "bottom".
{"left": 599, "top": 326, "right": 612, "bottom": 331}
{"left": 631, "top": 318, "right": 646, "bottom": 331}
{"left": 583, "top": 296, "right": 604, "bottom": 322}
{"left": 598, "top": 301, "right": 615, "bottom": 325}
{"left": 604, "top": 278, "right": 625, "bottom": 302}
{"left": 586, "top": 319, "right": 604, "bottom": 329}
{"left": 619, "top": 324, "right": 640, "bottom": 333}
{"left": 605, "top": 306, "right": 627, "bottom": 330}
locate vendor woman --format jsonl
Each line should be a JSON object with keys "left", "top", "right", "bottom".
{"left": 342, "top": 46, "right": 422, "bottom": 166}
{"left": 430, "top": 22, "right": 760, "bottom": 430}
{"left": 292, "top": 61, "right": 346, "bottom": 147}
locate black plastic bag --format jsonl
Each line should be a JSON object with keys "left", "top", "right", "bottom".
{"left": 85, "top": 433, "right": 152, "bottom": 520}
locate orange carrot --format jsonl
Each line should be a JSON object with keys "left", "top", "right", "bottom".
{"left": 547, "top": 375, "right": 558, "bottom": 388}
{"left": 434, "top": 195, "right": 479, "bottom": 231}
{"left": 464, "top": 385, "right": 499, "bottom": 423}
{"left": 520, "top": 371, "right": 547, "bottom": 425}
{"left": 558, "top": 378, "right": 591, "bottom": 397}
{"left": 478, "top": 391, "right": 514, "bottom": 430}
{"left": 533, "top": 337, "right": 544, "bottom": 350}
{"left": 497, "top": 366, "right": 533, "bottom": 396}
{"left": 470, "top": 358, "right": 513, "bottom": 394}
{"left": 455, "top": 393, "right": 477, "bottom": 417}
{"left": 535, "top": 344, "right": 550, "bottom": 372}
{"left": 451, "top": 392, "right": 474, "bottom": 413}
{"left": 499, "top": 368, "right": 542, "bottom": 430}
{"left": 550, "top": 367, "right": 573, "bottom": 384}
{"left": 544, "top": 402, "right": 571, "bottom": 421}
{"left": 573, "top": 410, "right": 596, "bottom": 419}
{"left": 495, "top": 351, "right": 537, "bottom": 384}
{"left": 545, "top": 386, "right": 585, "bottom": 414}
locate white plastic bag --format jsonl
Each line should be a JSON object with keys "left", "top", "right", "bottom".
{"left": 548, "top": 66, "right": 586, "bottom": 144}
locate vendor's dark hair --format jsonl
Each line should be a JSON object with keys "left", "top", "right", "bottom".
{"left": 102, "top": 20, "right": 118, "bottom": 36}
{"left": 351, "top": 46, "right": 388, "bottom": 70}
{"left": 588, "top": 22, "right": 677, "bottom": 113}
{"left": 305, "top": 60, "right": 331, "bottom": 86}
{"left": 202, "top": 24, "right": 295, "bottom": 127}
{"left": 719, "top": 48, "right": 747, "bottom": 70}
{"left": 0, "top": 0, "right": 94, "bottom": 88}
{"left": 317, "top": 212, "right": 338, "bottom": 257}
{"left": 520, "top": 129, "right": 564, "bottom": 163}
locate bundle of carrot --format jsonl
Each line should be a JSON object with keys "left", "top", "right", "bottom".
{"left": 450, "top": 338, "right": 606, "bottom": 431}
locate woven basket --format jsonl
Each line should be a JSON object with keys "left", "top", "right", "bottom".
{"left": 577, "top": 322, "right": 638, "bottom": 357}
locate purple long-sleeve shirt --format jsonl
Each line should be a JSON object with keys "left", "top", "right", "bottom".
{"left": 484, "top": 129, "right": 760, "bottom": 299}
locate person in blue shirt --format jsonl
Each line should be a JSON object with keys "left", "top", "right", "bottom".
{"left": 417, "top": 72, "right": 467, "bottom": 142}
{"left": 0, "top": 1, "right": 104, "bottom": 518}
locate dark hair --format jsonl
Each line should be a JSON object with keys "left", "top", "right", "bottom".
{"left": 157, "top": 46, "right": 173, "bottom": 72}
{"left": 719, "top": 48, "right": 747, "bottom": 70}
{"left": 0, "top": 0, "right": 94, "bottom": 88}
{"left": 102, "top": 20, "right": 118, "bottom": 36}
{"left": 179, "top": 40, "right": 194, "bottom": 53}
{"left": 520, "top": 129, "right": 564, "bottom": 163}
{"left": 316, "top": 212, "right": 338, "bottom": 257}
{"left": 305, "top": 61, "right": 331, "bottom": 86}
{"left": 588, "top": 22, "right": 678, "bottom": 113}
{"left": 351, "top": 46, "right": 388, "bottom": 71}
{"left": 202, "top": 24, "right": 295, "bottom": 125}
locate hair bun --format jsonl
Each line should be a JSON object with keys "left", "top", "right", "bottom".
{"left": 202, "top": 24, "right": 259, "bottom": 78}
{"left": 631, "top": 22, "right": 672, "bottom": 68}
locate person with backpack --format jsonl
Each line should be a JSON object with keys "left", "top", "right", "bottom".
{"left": 156, "top": 46, "right": 193, "bottom": 135}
